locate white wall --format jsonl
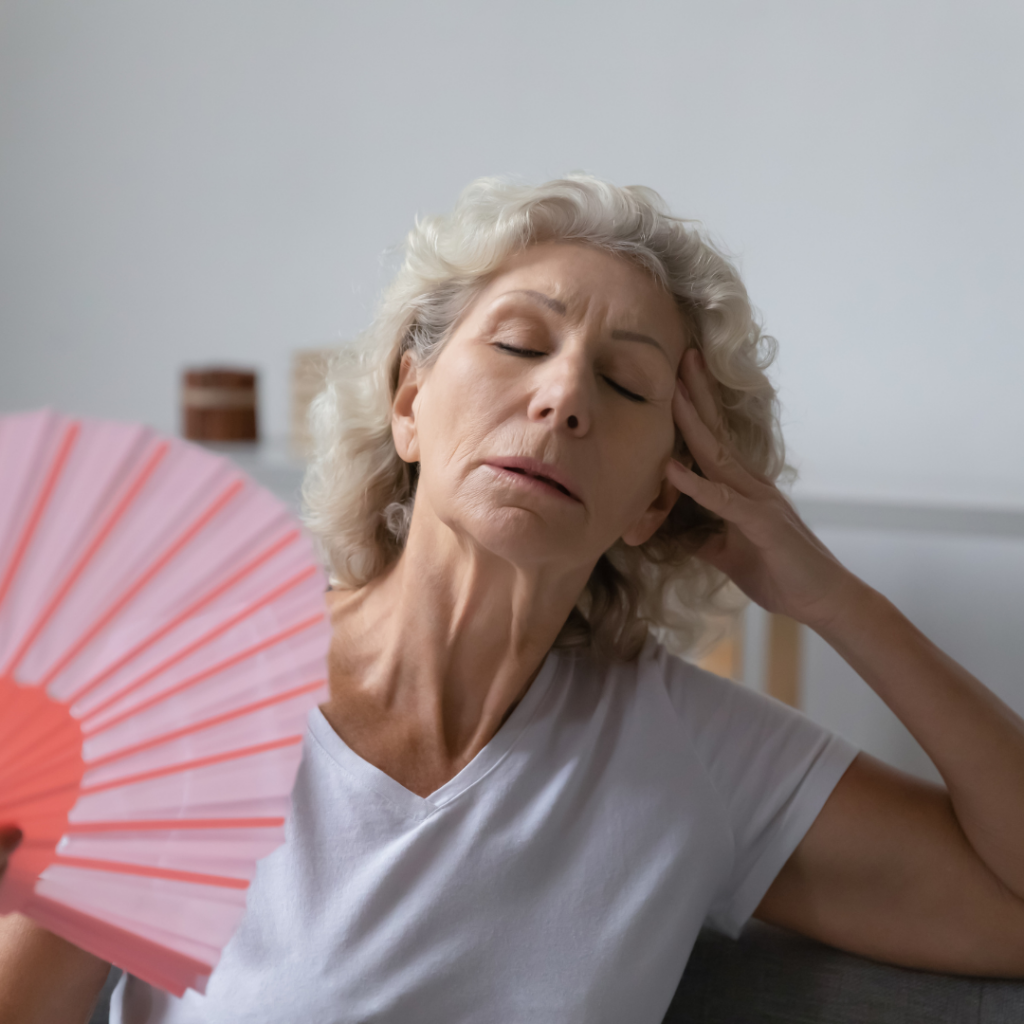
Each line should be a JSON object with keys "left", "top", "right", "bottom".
{"left": 3, "top": 2, "right": 1024, "bottom": 778}
{"left": 799, "top": 524, "right": 1024, "bottom": 783}
{"left": 2, "top": 0, "right": 1023, "bottom": 507}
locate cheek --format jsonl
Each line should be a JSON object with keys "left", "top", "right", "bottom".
{"left": 614, "top": 413, "right": 675, "bottom": 483}
{"left": 415, "top": 361, "right": 505, "bottom": 468}
{"left": 597, "top": 416, "right": 675, "bottom": 523}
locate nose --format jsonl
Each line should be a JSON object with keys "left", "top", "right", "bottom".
{"left": 526, "top": 350, "right": 592, "bottom": 436}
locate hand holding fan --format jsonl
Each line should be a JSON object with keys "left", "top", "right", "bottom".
{"left": 0, "top": 409, "right": 330, "bottom": 996}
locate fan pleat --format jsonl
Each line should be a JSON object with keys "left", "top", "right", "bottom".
{"left": 80, "top": 735, "right": 304, "bottom": 797}
{"left": 78, "top": 607, "right": 323, "bottom": 735}
{"left": 53, "top": 855, "right": 250, "bottom": 889}
{"left": 0, "top": 418, "right": 80, "bottom": 617}
{"left": 62, "top": 528, "right": 302, "bottom": 707}
{"left": 57, "top": 825, "right": 285, "bottom": 875}
{"left": 0, "top": 409, "right": 330, "bottom": 996}
{"left": 36, "top": 479, "right": 246, "bottom": 690}
{"left": 3, "top": 438, "right": 170, "bottom": 680}
{"left": 62, "top": 818, "right": 285, "bottom": 833}
{"left": 84, "top": 678, "right": 325, "bottom": 772}
{"left": 27, "top": 891, "right": 218, "bottom": 995}
{"left": 70, "top": 570, "right": 320, "bottom": 723}
{"left": 70, "top": 742, "right": 305, "bottom": 821}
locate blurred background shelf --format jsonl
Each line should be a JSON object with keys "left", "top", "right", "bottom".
{"left": 793, "top": 495, "right": 1024, "bottom": 539}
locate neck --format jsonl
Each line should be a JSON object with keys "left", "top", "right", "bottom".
{"left": 330, "top": 506, "right": 593, "bottom": 763}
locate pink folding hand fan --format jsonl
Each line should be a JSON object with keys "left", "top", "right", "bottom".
{"left": 0, "top": 409, "right": 331, "bottom": 996}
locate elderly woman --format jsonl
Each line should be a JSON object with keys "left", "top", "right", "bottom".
{"left": 3, "top": 176, "right": 1024, "bottom": 1023}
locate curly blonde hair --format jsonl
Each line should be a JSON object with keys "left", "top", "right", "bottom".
{"left": 302, "top": 174, "right": 785, "bottom": 660}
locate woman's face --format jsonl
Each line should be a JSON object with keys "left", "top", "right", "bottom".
{"left": 392, "top": 241, "right": 690, "bottom": 572}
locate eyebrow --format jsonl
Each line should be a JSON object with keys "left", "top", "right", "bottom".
{"left": 507, "top": 289, "right": 567, "bottom": 315}
{"left": 504, "top": 289, "right": 670, "bottom": 362}
{"left": 609, "top": 329, "right": 670, "bottom": 361}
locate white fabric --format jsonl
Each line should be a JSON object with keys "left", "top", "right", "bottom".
{"left": 112, "top": 638, "right": 858, "bottom": 1024}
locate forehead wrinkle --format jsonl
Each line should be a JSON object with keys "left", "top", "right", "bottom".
{"left": 496, "top": 287, "right": 678, "bottom": 367}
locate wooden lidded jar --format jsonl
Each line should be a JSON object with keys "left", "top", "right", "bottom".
{"left": 181, "top": 367, "right": 259, "bottom": 442}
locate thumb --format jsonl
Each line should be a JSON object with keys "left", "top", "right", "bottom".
{"left": 0, "top": 824, "right": 23, "bottom": 854}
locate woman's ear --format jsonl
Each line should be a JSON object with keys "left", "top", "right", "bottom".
{"left": 620, "top": 476, "right": 679, "bottom": 547}
{"left": 391, "top": 352, "right": 421, "bottom": 464}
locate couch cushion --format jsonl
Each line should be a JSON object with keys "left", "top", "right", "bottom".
{"left": 664, "top": 921, "right": 1024, "bottom": 1024}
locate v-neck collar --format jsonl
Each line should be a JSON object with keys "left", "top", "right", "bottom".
{"left": 307, "top": 647, "right": 562, "bottom": 821}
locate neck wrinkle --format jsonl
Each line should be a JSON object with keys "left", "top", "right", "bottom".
{"left": 357, "top": 507, "right": 591, "bottom": 760}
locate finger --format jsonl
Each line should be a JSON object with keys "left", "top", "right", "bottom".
{"left": 0, "top": 825, "right": 23, "bottom": 852}
{"left": 678, "top": 349, "right": 773, "bottom": 484}
{"left": 680, "top": 348, "right": 727, "bottom": 440}
{"left": 665, "top": 456, "right": 760, "bottom": 528}
{"left": 672, "top": 382, "right": 762, "bottom": 498}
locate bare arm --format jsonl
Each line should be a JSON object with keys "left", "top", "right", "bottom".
{"left": 757, "top": 745, "right": 1024, "bottom": 976}
{"left": 755, "top": 585, "right": 1024, "bottom": 974}
{"left": 0, "top": 830, "right": 111, "bottom": 1022}
{"left": 0, "top": 913, "right": 111, "bottom": 1024}
{"left": 667, "top": 347, "right": 1024, "bottom": 976}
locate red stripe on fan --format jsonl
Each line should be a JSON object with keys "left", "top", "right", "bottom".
{"left": 83, "top": 602, "right": 323, "bottom": 733}
{"left": 52, "top": 854, "right": 250, "bottom": 890}
{"left": 86, "top": 678, "right": 326, "bottom": 769}
{"left": 0, "top": 420, "right": 79, "bottom": 621}
{"left": 79, "top": 568, "right": 320, "bottom": 727}
{"left": 63, "top": 817, "right": 285, "bottom": 833}
{"left": 3, "top": 440, "right": 170, "bottom": 679}
{"left": 38, "top": 479, "right": 246, "bottom": 690}
{"left": 79, "top": 734, "right": 303, "bottom": 795}
{"left": 66, "top": 528, "right": 302, "bottom": 705}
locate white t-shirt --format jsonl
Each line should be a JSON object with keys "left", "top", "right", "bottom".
{"left": 112, "top": 637, "right": 858, "bottom": 1024}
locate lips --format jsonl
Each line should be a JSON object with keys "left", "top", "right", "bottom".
{"left": 487, "top": 457, "right": 581, "bottom": 502}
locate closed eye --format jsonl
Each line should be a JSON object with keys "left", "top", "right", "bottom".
{"left": 495, "top": 342, "right": 544, "bottom": 357}
{"left": 496, "top": 343, "right": 646, "bottom": 402}
{"left": 603, "top": 378, "right": 646, "bottom": 403}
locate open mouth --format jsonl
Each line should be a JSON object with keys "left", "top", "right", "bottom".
{"left": 488, "top": 459, "right": 582, "bottom": 503}
{"left": 502, "top": 466, "right": 574, "bottom": 498}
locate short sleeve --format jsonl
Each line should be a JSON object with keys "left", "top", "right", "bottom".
{"left": 650, "top": 641, "right": 859, "bottom": 939}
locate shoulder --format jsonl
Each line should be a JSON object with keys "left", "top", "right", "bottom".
{"left": 627, "top": 637, "right": 853, "bottom": 778}
{"left": 564, "top": 636, "right": 760, "bottom": 744}
{"left": 629, "top": 635, "right": 755, "bottom": 723}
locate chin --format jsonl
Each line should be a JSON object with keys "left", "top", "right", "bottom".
{"left": 446, "top": 504, "right": 588, "bottom": 570}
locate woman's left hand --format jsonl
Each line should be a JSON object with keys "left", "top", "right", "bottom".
{"left": 665, "top": 347, "right": 862, "bottom": 631}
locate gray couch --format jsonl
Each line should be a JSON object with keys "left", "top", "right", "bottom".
{"left": 89, "top": 920, "right": 1024, "bottom": 1023}
{"left": 664, "top": 921, "right": 1024, "bottom": 1023}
